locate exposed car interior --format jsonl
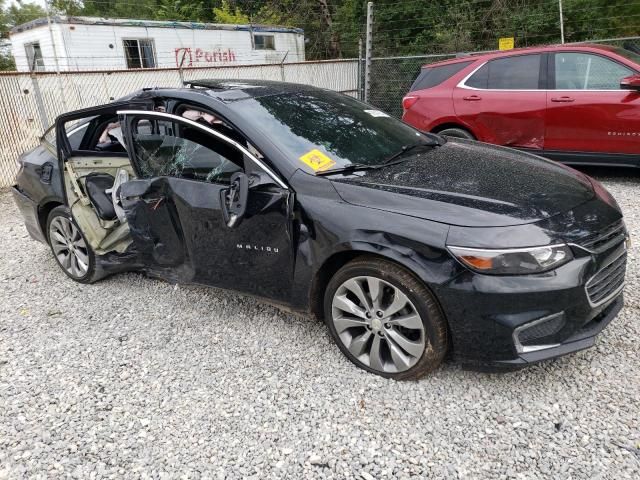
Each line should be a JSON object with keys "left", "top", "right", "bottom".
{"left": 60, "top": 102, "right": 252, "bottom": 256}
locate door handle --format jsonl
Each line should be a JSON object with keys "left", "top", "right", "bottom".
{"left": 463, "top": 95, "right": 482, "bottom": 101}
{"left": 550, "top": 96, "right": 575, "bottom": 103}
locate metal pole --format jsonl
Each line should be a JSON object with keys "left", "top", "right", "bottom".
{"left": 280, "top": 51, "right": 289, "bottom": 82}
{"left": 558, "top": 0, "right": 565, "bottom": 44}
{"left": 364, "top": 2, "right": 374, "bottom": 103}
{"left": 45, "top": 0, "right": 68, "bottom": 111}
{"left": 30, "top": 76, "right": 49, "bottom": 130}
{"left": 178, "top": 50, "right": 187, "bottom": 86}
{"left": 357, "top": 38, "right": 363, "bottom": 100}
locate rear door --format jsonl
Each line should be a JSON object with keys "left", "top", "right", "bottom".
{"left": 545, "top": 51, "right": 640, "bottom": 157}
{"left": 118, "top": 111, "right": 295, "bottom": 302}
{"left": 453, "top": 53, "right": 547, "bottom": 149}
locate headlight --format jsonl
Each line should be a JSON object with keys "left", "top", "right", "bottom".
{"left": 448, "top": 244, "right": 573, "bottom": 275}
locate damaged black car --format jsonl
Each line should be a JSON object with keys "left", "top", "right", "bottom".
{"left": 12, "top": 80, "right": 627, "bottom": 379}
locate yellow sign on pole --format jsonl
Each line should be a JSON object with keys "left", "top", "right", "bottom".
{"left": 499, "top": 37, "right": 515, "bottom": 50}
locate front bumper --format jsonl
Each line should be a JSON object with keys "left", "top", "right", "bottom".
{"left": 475, "top": 294, "right": 622, "bottom": 371}
{"left": 435, "top": 240, "right": 626, "bottom": 371}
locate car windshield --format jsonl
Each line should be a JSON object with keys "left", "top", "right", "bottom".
{"left": 235, "top": 89, "right": 431, "bottom": 174}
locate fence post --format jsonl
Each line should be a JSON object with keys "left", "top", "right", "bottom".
{"left": 177, "top": 50, "right": 188, "bottom": 86}
{"left": 357, "top": 38, "right": 363, "bottom": 100}
{"left": 280, "top": 51, "right": 289, "bottom": 81}
{"left": 30, "top": 75, "right": 49, "bottom": 131}
{"left": 364, "top": 2, "right": 374, "bottom": 103}
{"left": 558, "top": 0, "right": 565, "bottom": 44}
{"left": 45, "top": 2, "right": 67, "bottom": 111}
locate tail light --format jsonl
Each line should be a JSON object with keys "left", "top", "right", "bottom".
{"left": 402, "top": 95, "right": 419, "bottom": 111}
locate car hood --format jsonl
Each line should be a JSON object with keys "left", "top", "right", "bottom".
{"left": 329, "top": 138, "right": 595, "bottom": 227}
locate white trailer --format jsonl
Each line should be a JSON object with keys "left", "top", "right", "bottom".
{"left": 10, "top": 16, "right": 305, "bottom": 72}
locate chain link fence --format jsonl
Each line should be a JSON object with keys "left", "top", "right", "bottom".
{"left": 0, "top": 59, "right": 358, "bottom": 187}
{"left": 2, "top": 35, "right": 639, "bottom": 187}
{"left": 367, "top": 54, "right": 455, "bottom": 118}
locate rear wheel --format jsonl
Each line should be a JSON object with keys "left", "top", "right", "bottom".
{"left": 324, "top": 257, "right": 448, "bottom": 380}
{"left": 46, "top": 206, "right": 96, "bottom": 283}
{"left": 437, "top": 127, "right": 475, "bottom": 140}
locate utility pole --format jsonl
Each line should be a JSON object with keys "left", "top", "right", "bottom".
{"left": 364, "top": 2, "right": 373, "bottom": 103}
{"left": 357, "top": 37, "right": 363, "bottom": 101}
{"left": 45, "top": 0, "right": 68, "bottom": 110}
{"left": 558, "top": 0, "right": 565, "bottom": 44}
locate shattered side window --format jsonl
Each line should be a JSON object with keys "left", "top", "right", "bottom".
{"left": 130, "top": 117, "right": 244, "bottom": 184}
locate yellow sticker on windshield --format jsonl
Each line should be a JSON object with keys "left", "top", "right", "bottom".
{"left": 299, "top": 149, "right": 336, "bottom": 172}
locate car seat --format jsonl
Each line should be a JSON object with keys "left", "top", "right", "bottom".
{"left": 84, "top": 173, "right": 117, "bottom": 221}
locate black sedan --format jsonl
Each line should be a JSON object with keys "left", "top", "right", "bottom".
{"left": 12, "top": 80, "right": 627, "bottom": 379}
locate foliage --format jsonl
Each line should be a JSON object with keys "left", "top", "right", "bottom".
{"left": 0, "top": 1, "right": 46, "bottom": 70}
{"left": 0, "top": 0, "right": 638, "bottom": 70}
{"left": 213, "top": 1, "right": 250, "bottom": 24}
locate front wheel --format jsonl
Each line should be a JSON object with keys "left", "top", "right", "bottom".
{"left": 437, "top": 127, "right": 475, "bottom": 140}
{"left": 46, "top": 206, "right": 96, "bottom": 283}
{"left": 324, "top": 257, "right": 448, "bottom": 380}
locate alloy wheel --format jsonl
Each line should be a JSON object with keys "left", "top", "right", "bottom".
{"left": 49, "top": 216, "right": 90, "bottom": 278}
{"left": 331, "top": 275, "right": 426, "bottom": 373}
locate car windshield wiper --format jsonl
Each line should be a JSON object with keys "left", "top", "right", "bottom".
{"left": 381, "top": 139, "right": 439, "bottom": 165}
{"left": 315, "top": 163, "right": 380, "bottom": 176}
{"left": 315, "top": 138, "right": 442, "bottom": 177}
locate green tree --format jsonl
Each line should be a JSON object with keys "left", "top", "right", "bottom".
{"left": 213, "top": 0, "right": 250, "bottom": 23}
{"left": 0, "top": 1, "right": 47, "bottom": 71}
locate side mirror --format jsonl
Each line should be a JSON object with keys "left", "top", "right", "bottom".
{"left": 620, "top": 74, "right": 640, "bottom": 91}
{"left": 220, "top": 172, "right": 249, "bottom": 228}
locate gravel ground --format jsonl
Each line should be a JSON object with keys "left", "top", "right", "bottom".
{"left": 1, "top": 167, "right": 639, "bottom": 479}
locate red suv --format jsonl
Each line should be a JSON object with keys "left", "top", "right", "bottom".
{"left": 402, "top": 44, "right": 640, "bottom": 167}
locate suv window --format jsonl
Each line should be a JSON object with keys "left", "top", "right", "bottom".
{"left": 410, "top": 61, "right": 473, "bottom": 91}
{"left": 555, "top": 52, "right": 633, "bottom": 90}
{"left": 130, "top": 116, "right": 244, "bottom": 184}
{"left": 466, "top": 54, "right": 541, "bottom": 89}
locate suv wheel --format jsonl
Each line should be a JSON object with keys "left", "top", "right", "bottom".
{"left": 46, "top": 206, "right": 96, "bottom": 283}
{"left": 324, "top": 257, "right": 448, "bottom": 379}
{"left": 437, "top": 127, "right": 475, "bottom": 140}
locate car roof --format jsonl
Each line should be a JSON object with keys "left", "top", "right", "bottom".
{"left": 123, "top": 79, "right": 330, "bottom": 109}
{"left": 421, "top": 43, "right": 626, "bottom": 68}
{"left": 180, "top": 79, "right": 324, "bottom": 102}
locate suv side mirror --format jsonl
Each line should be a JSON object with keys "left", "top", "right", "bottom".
{"left": 620, "top": 74, "right": 640, "bottom": 91}
{"left": 220, "top": 172, "right": 249, "bottom": 228}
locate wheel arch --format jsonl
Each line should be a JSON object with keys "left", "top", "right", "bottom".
{"left": 309, "top": 247, "right": 447, "bottom": 323}
{"left": 38, "top": 198, "right": 65, "bottom": 240}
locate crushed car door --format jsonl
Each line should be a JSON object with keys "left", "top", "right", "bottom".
{"left": 118, "top": 110, "right": 295, "bottom": 302}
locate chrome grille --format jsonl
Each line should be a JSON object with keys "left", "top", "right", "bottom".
{"left": 577, "top": 219, "right": 626, "bottom": 253}
{"left": 586, "top": 252, "right": 626, "bottom": 306}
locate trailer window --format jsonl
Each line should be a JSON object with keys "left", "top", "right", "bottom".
{"left": 253, "top": 35, "right": 275, "bottom": 51}
{"left": 123, "top": 39, "right": 156, "bottom": 69}
{"left": 25, "top": 42, "right": 44, "bottom": 72}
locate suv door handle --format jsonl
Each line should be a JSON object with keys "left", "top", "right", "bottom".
{"left": 550, "top": 96, "right": 575, "bottom": 103}
{"left": 463, "top": 95, "right": 482, "bottom": 101}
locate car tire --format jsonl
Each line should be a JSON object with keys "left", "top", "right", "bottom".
{"left": 46, "top": 206, "right": 97, "bottom": 283}
{"left": 437, "top": 127, "right": 475, "bottom": 140}
{"left": 324, "top": 256, "right": 448, "bottom": 380}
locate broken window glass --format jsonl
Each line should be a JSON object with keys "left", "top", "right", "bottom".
{"left": 130, "top": 117, "right": 244, "bottom": 184}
